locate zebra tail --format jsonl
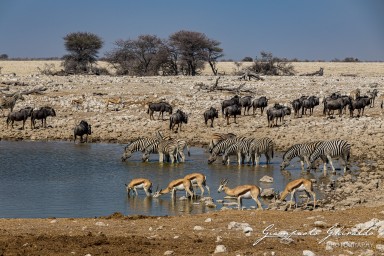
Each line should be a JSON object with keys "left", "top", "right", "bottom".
{"left": 187, "top": 145, "right": 191, "bottom": 157}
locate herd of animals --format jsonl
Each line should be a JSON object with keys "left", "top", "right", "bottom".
{"left": 0, "top": 86, "right": 381, "bottom": 210}
{"left": 122, "top": 88, "right": 379, "bottom": 210}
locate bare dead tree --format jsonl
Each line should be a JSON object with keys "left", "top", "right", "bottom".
{"left": 300, "top": 68, "right": 324, "bottom": 76}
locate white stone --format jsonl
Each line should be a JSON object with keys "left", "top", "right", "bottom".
{"left": 214, "top": 245, "right": 227, "bottom": 254}
{"left": 164, "top": 250, "right": 174, "bottom": 255}
{"left": 205, "top": 218, "right": 212, "bottom": 222}
{"left": 193, "top": 226, "right": 204, "bottom": 231}
{"left": 216, "top": 236, "right": 222, "bottom": 243}
{"left": 303, "top": 250, "right": 316, "bottom": 256}
{"left": 376, "top": 244, "right": 384, "bottom": 252}
{"left": 95, "top": 221, "right": 107, "bottom": 226}
{"left": 259, "top": 175, "right": 274, "bottom": 183}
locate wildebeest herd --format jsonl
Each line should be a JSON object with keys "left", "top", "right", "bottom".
{"left": 1, "top": 91, "right": 91, "bottom": 143}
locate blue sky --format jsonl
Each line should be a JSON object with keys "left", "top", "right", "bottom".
{"left": 0, "top": 0, "right": 383, "bottom": 61}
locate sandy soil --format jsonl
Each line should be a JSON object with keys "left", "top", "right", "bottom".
{"left": 0, "top": 61, "right": 383, "bottom": 255}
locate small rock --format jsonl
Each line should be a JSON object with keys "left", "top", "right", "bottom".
{"left": 164, "top": 250, "right": 174, "bottom": 255}
{"left": 314, "top": 221, "right": 327, "bottom": 228}
{"left": 260, "top": 175, "right": 274, "bottom": 183}
{"left": 303, "top": 250, "right": 316, "bottom": 256}
{"left": 205, "top": 218, "right": 212, "bottom": 223}
{"left": 95, "top": 222, "right": 107, "bottom": 226}
{"left": 214, "top": 245, "right": 227, "bottom": 254}
{"left": 193, "top": 226, "right": 204, "bottom": 231}
{"left": 216, "top": 236, "right": 222, "bottom": 243}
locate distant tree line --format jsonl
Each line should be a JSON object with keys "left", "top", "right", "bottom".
{"left": 0, "top": 30, "right": 367, "bottom": 76}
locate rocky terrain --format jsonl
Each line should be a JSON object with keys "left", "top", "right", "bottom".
{"left": 0, "top": 61, "right": 383, "bottom": 255}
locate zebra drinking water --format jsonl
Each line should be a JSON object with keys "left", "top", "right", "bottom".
{"left": 280, "top": 141, "right": 324, "bottom": 171}
{"left": 307, "top": 139, "right": 351, "bottom": 175}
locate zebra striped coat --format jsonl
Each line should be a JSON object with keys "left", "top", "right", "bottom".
{"left": 208, "top": 137, "right": 247, "bottom": 164}
{"left": 308, "top": 140, "right": 351, "bottom": 175}
{"left": 157, "top": 139, "right": 179, "bottom": 163}
{"left": 121, "top": 137, "right": 160, "bottom": 161}
{"left": 141, "top": 138, "right": 190, "bottom": 163}
{"left": 280, "top": 141, "right": 323, "bottom": 171}
{"left": 0, "top": 92, "right": 25, "bottom": 115}
{"left": 248, "top": 137, "right": 274, "bottom": 166}
{"left": 222, "top": 138, "right": 254, "bottom": 165}
{"left": 208, "top": 132, "right": 236, "bottom": 153}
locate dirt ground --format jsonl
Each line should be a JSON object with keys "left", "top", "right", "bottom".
{"left": 0, "top": 61, "right": 383, "bottom": 255}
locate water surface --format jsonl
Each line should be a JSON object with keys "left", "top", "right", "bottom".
{"left": 0, "top": 141, "right": 341, "bottom": 218}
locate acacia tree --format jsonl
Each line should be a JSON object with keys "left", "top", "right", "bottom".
{"left": 105, "top": 34, "right": 165, "bottom": 76}
{"left": 62, "top": 32, "right": 103, "bottom": 74}
{"left": 169, "top": 30, "right": 223, "bottom": 76}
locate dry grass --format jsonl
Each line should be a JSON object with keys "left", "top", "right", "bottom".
{"left": 1, "top": 60, "right": 383, "bottom": 77}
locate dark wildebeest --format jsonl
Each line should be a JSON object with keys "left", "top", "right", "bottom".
{"left": 301, "top": 96, "right": 319, "bottom": 116}
{"left": 221, "top": 95, "right": 240, "bottom": 116}
{"left": 224, "top": 104, "right": 241, "bottom": 125}
{"left": 323, "top": 98, "right": 346, "bottom": 117}
{"left": 203, "top": 107, "right": 219, "bottom": 128}
{"left": 0, "top": 92, "right": 25, "bottom": 116}
{"left": 74, "top": 120, "right": 92, "bottom": 143}
{"left": 239, "top": 96, "right": 253, "bottom": 115}
{"left": 349, "top": 96, "right": 371, "bottom": 117}
{"left": 170, "top": 109, "right": 188, "bottom": 132}
{"left": 31, "top": 106, "right": 56, "bottom": 129}
{"left": 291, "top": 98, "right": 303, "bottom": 118}
{"left": 147, "top": 101, "right": 173, "bottom": 120}
{"left": 266, "top": 104, "right": 291, "bottom": 127}
{"left": 6, "top": 106, "right": 33, "bottom": 129}
{"left": 252, "top": 96, "right": 268, "bottom": 115}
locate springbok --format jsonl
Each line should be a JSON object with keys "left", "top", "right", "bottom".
{"left": 105, "top": 96, "right": 123, "bottom": 109}
{"left": 153, "top": 178, "right": 194, "bottom": 199}
{"left": 183, "top": 172, "right": 210, "bottom": 197}
{"left": 278, "top": 178, "right": 316, "bottom": 209}
{"left": 218, "top": 179, "right": 262, "bottom": 210}
{"left": 125, "top": 178, "right": 153, "bottom": 197}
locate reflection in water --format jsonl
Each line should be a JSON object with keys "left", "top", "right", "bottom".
{"left": 0, "top": 141, "right": 357, "bottom": 218}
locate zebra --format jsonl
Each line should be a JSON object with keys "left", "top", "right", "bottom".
{"left": 208, "top": 132, "right": 236, "bottom": 153}
{"left": 208, "top": 136, "right": 247, "bottom": 164}
{"left": 307, "top": 140, "right": 351, "bottom": 175}
{"left": 222, "top": 138, "right": 254, "bottom": 165}
{"left": 157, "top": 139, "right": 179, "bottom": 163}
{"left": 0, "top": 92, "right": 25, "bottom": 116}
{"left": 248, "top": 137, "right": 274, "bottom": 166}
{"left": 280, "top": 141, "right": 324, "bottom": 171}
{"left": 121, "top": 137, "right": 160, "bottom": 161}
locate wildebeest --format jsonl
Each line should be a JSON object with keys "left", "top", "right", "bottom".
{"left": 239, "top": 96, "right": 253, "bottom": 115}
{"left": 323, "top": 97, "right": 347, "bottom": 117}
{"left": 252, "top": 96, "right": 268, "bottom": 115}
{"left": 147, "top": 101, "right": 173, "bottom": 120}
{"left": 291, "top": 98, "right": 303, "bottom": 118}
{"left": 74, "top": 120, "right": 92, "bottom": 143}
{"left": 0, "top": 92, "right": 25, "bottom": 116}
{"left": 31, "top": 106, "right": 56, "bottom": 129}
{"left": 221, "top": 95, "right": 240, "bottom": 116}
{"left": 224, "top": 104, "right": 241, "bottom": 125}
{"left": 266, "top": 104, "right": 291, "bottom": 127}
{"left": 301, "top": 96, "right": 319, "bottom": 116}
{"left": 203, "top": 107, "right": 219, "bottom": 128}
{"left": 6, "top": 106, "right": 33, "bottom": 129}
{"left": 349, "top": 96, "right": 371, "bottom": 117}
{"left": 170, "top": 109, "right": 188, "bottom": 132}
